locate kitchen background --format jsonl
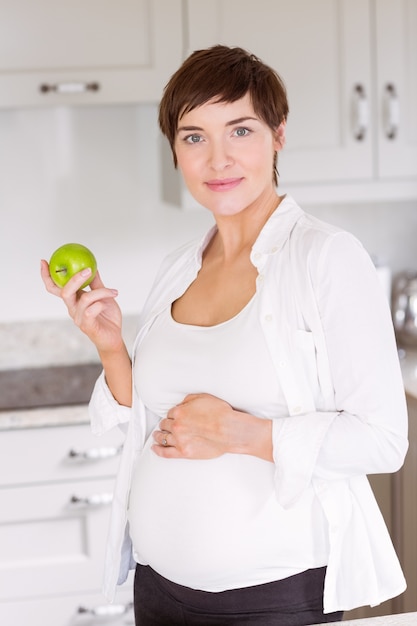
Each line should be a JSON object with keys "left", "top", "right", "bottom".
{"left": 1, "top": 102, "right": 417, "bottom": 325}
{"left": 0, "top": 0, "right": 416, "bottom": 624}
{"left": 0, "top": 0, "right": 416, "bottom": 329}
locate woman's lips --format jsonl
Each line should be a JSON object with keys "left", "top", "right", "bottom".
{"left": 205, "top": 177, "right": 243, "bottom": 192}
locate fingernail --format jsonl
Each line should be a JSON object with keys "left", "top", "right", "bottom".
{"left": 80, "top": 268, "right": 92, "bottom": 276}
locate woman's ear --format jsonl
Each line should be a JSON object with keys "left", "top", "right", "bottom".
{"left": 274, "top": 120, "right": 286, "bottom": 150}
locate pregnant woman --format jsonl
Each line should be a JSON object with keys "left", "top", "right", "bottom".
{"left": 41, "top": 45, "right": 408, "bottom": 626}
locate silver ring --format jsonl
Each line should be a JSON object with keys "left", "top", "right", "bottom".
{"left": 162, "top": 437, "right": 168, "bottom": 447}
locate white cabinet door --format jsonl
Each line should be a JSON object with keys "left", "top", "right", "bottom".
{"left": 0, "top": 422, "right": 131, "bottom": 616}
{"left": 0, "top": 479, "right": 115, "bottom": 600}
{"left": 0, "top": 423, "right": 124, "bottom": 486}
{"left": 393, "top": 393, "right": 417, "bottom": 613}
{"left": 185, "top": 0, "right": 373, "bottom": 185}
{"left": 0, "top": 0, "right": 183, "bottom": 107}
{"left": 0, "top": 587, "right": 134, "bottom": 626}
{"left": 375, "top": 0, "right": 417, "bottom": 179}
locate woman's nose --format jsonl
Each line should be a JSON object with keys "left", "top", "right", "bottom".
{"left": 208, "top": 140, "right": 233, "bottom": 170}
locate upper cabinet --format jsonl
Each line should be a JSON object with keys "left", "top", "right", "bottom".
{"left": 375, "top": 0, "right": 417, "bottom": 181}
{"left": 184, "top": 0, "right": 417, "bottom": 202}
{"left": 0, "top": 0, "right": 183, "bottom": 108}
{"left": 1, "top": 0, "right": 415, "bottom": 201}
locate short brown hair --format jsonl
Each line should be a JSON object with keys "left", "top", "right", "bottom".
{"left": 158, "top": 45, "right": 289, "bottom": 185}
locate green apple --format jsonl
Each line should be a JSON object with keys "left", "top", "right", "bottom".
{"left": 49, "top": 243, "right": 97, "bottom": 289}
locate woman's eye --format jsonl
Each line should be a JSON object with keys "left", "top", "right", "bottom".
{"left": 185, "top": 134, "right": 202, "bottom": 144}
{"left": 234, "top": 127, "right": 250, "bottom": 137}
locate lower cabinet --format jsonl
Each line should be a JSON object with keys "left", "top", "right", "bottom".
{"left": 0, "top": 419, "right": 133, "bottom": 625}
{"left": 4, "top": 400, "right": 413, "bottom": 623}
{"left": 343, "top": 472, "right": 396, "bottom": 620}
{"left": 345, "top": 391, "right": 417, "bottom": 620}
{"left": 0, "top": 588, "right": 134, "bottom": 626}
{"left": 392, "top": 392, "right": 417, "bottom": 614}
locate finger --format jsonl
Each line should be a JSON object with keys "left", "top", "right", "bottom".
{"left": 74, "top": 298, "right": 113, "bottom": 326}
{"left": 56, "top": 270, "right": 93, "bottom": 316}
{"left": 180, "top": 393, "right": 205, "bottom": 404}
{"left": 40, "top": 259, "right": 62, "bottom": 296}
{"left": 70, "top": 287, "right": 119, "bottom": 324}
{"left": 151, "top": 443, "right": 180, "bottom": 458}
{"left": 152, "top": 430, "right": 171, "bottom": 447}
{"left": 158, "top": 417, "right": 174, "bottom": 432}
{"left": 61, "top": 267, "right": 94, "bottom": 295}
{"left": 89, "top": 269, "right": 105, "bottom": 290}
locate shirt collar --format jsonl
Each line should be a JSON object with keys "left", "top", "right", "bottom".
{"left": 195, "top": 195, "right": 303, "bottom": 267}
{"left": 250, "top": 195, "right": 303, "bottom": 258}
{"left": 249, "top": 195, "right": 302, "bottom": 272}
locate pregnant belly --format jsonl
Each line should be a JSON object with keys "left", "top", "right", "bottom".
{"left": 127, "top": 430, "right": 278, "bottom": 590}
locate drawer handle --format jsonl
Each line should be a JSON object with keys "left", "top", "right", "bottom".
{"left": 70, "top": 492, "right": 113, "bottom": 507}
{"left": 77, "top": 602, "right": 133, "bottom": 618}
{"left": 39, "top": 81, "right": 100, "bottom": 94}
{"left": 68, "top": 445, "right": 122, "bottom": 461}
{"left": 383, "top": 83, "right": 400, "bottom": 140}
{"left": 352, "top": 84, "right": 369, "bottom": 141}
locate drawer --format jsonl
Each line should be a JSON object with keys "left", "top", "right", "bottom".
{"left": 0, "top": 423, "right": 125, "bottom": 486}
{"left": 0, "top": 478, "right": 117, "bottom": 600}
{"left": 0, "top": 586, "right": 134, "bottom": 626}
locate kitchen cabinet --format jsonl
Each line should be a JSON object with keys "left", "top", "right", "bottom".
{"left": 391, "top": 392, "right": 417, "bottom": 615}
{"left": 0, "top": 590, "right": 134, "bottom": 626}
{"left": 175, "top": 0, "right": 417, "bottom": 205}
{"left": 375, "top": 0, "right": 417, "bottom": 181}
{"left": 0, "top": 0, "right": 183, "bottom": 108}
{"left": 0, "top": 420, "right": 133, "bottom": 626}
{"left": 343, "top": 472, "right": 396, "bottom": 620}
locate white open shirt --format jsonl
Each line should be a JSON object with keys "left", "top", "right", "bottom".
{"left": 89, "top": 195, "right": 408, "bottom": 613}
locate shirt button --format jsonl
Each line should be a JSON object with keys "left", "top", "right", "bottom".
{"left": 292, "top": 406, "right": 302, "bottom": 414}
{"left": 271, "top": 246, "right": 278, "bottom": 253}
{"left": 253, "top": 252, "right": 262, "bottom": 260}
{"left": 264, "top": 314, "right": 273, "bottom": 322}
{"left": 278, "top": 360, "right": 286, "bottom": 367}
{"left": 257, "top": 274, "right": 264, "bottom": 282}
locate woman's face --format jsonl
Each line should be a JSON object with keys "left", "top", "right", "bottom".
{"left": 174, "top": 93, "right": 285, "bottom": 217}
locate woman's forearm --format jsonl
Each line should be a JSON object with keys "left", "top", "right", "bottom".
{"left": 229, "top": 411, "right": 274, "bottom": 462}
{"left": 98, "top": 343, "right": 132, "bottom": 407}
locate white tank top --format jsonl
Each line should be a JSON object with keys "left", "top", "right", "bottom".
{"left": 128, "top": 296, "right": 328, "bottom": 591}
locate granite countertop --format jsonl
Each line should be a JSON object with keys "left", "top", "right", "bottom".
{"left": 0, "top": 316, "right": 138, "bottom": 431}
{"left": 317, "top": 612, "right": 417, "bottom": 625}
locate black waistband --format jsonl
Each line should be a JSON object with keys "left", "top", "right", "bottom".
{"left": 138, "top": 565, "right": 328, "bottom": 613}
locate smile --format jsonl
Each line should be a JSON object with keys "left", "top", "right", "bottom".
{"left": 205, "top": 178, "right": 243, "bottom": 192}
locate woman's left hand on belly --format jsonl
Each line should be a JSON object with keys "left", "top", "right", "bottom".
{"left": 152, "top": 393, "right": 273, "bottom": 461}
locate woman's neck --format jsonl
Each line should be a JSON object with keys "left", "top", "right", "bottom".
{"left": 210, "top": 192, "right": 283, "bottom": 262}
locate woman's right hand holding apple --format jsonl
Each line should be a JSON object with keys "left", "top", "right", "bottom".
{"left": 40, "top": 259, "right": 121, "bottom": 351}
{"left": 40, "top": 260, "right": 132, "bottom": 407}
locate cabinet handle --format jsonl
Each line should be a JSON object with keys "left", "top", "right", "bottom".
{"left": 39, "top": 81, "right": 100, "bottom": 95}
{"left": 383, "top": 83, "right": 400, "bottom": 140}
{"left": 352, "top": 84, "right": 369, "bottom": 141}
{"left": 70, "top": 492, "right": 113, "bottom": 507}
{"left": 77, "top": 602, "right": 133, "bottom": 618}
{"left": 68, "top": 445, "right": 122, "bottom": 461}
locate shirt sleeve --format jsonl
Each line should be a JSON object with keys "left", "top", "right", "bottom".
{"left": 272, "top": 231, "right": 408, "bottom": 506}
{"left": 88, "top": 370, "right": 132, "bottom": 436}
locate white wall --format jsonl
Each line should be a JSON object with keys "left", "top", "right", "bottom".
{"left": 0, "top": 104, "right": 213, "bottom": 323}
{"left": 0, "top": 103, "right": 416, "bottom": 323}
